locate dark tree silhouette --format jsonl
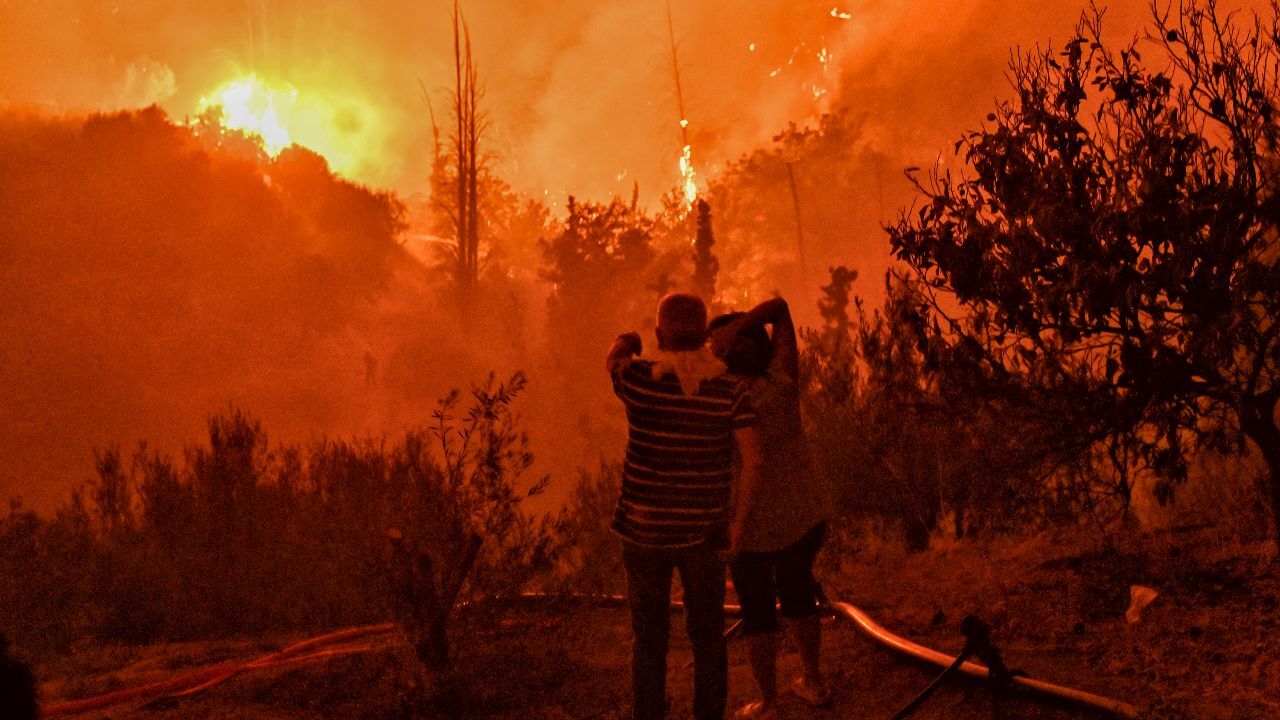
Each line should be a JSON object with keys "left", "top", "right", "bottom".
{"left": 540, "top": 196, "right": 665, "bottom": 347}
{"left": 691, "top": 199, "right": 719, "bottom": 304}
{"left": 430, "top": 0, "right": 486, "bottom": 292}
{"left": 817, "top": 265, "right": 859, "bottom": 344}
{"left": 888, "top": 1, "right": 1280, "bottom": 535}
{"left": 800, "top": 266, "right": 860, "bottom": 407}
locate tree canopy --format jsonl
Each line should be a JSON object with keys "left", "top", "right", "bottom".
{"left": 887, "top": 1, "right": 1280, "bottom": 534}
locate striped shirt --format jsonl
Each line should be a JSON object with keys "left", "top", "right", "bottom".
{"left": 610, "top": 356, "right": 756, "bottom": 547}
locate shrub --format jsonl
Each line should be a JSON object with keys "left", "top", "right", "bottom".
{"left": 0, "top": 374, "right": 556, "bottom": 659}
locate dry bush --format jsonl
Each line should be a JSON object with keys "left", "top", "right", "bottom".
{"left": 552, "top": 463, "right": 625, "bottom": 595}
{"left": 0, "top": 375, "right": 557, "bottom": 658}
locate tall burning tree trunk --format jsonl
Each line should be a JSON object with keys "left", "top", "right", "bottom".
{"left": 452, "top": 4, "right": 467, "bottom": 284}
{"left": 448, "top": 0, "right": 482, "bottom": 292}
{"left": 467, "top": 54, "right": 479, "bottom": 286}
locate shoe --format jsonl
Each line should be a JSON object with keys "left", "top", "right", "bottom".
{"left": 789, "top": 676, "right": 832, "bottom": 706}
{"left": 733, "top": 701, "right": 777, "bottom": 720}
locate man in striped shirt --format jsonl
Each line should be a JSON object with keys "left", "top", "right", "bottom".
{"left": 607, "top": 293, "right": 763, "bottom": 720}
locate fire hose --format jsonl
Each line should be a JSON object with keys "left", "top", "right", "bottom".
{"left": 40, "top": 624, "right": 400, "bottom": 717}
{"left": 41, "top": 594, "right": 1140, "bottom": 719}
{"left": 883, "top": 614, "right": 1023, "bottom": 720}
{"left": 829, "top": 602, "right": 1140, "bottom": 719}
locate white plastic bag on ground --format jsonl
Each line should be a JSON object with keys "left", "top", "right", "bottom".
{"left": 1125, "top": 585, "right": 1158, "bottom": 623}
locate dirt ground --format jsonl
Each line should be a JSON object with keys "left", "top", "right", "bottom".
{"left": 33, "top": 526, "right": 1280, "bottom": 720}
{"left": 823, "top": 525, "right": 1280, "bottom": 720}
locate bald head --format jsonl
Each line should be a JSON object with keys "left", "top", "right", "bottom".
{"left": 656, "top": 293, "right": 708, "bottom": 351}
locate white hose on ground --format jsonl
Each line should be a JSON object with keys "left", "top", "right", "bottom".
{"left": 828, "top": 601, "right": 1141, "bottom": 719}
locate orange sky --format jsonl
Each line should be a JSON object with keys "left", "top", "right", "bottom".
{"left": 0, "top": 0, "right": 1220, "bottom": 205}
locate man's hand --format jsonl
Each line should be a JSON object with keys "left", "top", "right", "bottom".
{"left": 607, "top": 331, "right": 643, "bottom": 376}
{"left": 720, "top": 522, "right": 745, "bottom": 563}
{"left": 616, "top": 331, "right": 643, "bottom": 356}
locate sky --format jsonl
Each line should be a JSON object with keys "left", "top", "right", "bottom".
{"left": 0, "top": 0, "right": 1207, "bottom": 205}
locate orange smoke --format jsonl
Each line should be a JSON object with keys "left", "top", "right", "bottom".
{"left": 1, "top": 0, "right": 1272, "bottom": 509}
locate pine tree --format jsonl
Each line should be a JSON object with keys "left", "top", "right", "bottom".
{"left": 691, "top": 199, "right": 719, "bottom": 305}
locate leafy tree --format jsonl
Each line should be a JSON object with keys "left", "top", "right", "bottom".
{"left": 888, "top": 1, "right": 1280, "bottom": 535}
{"left": 482, "top": 189, "right": 554, "bottom": 282}
{"left": 540, "top": 196, "right": 677, "bottom": 348}
{"left": 802, "top": 266, "right": 1103, "bottom": 546}
{"left": 865, "top": 276, "right": 1095, "bottom": 538}
{"left": 706, "top": 110, "right": 888, "bottom": 307}
{"left": 427, "top": 372, "right": 556, "bottom": 597}
{"left": 390, "top": 372, "right": 558, "bottom": 681}
{"left": 802, "top": 269, "right": 949, "bottom": 548}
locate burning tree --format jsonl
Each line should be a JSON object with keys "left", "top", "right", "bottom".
{"left": 888, "top": 1, "right": 1280, "bottom": 535}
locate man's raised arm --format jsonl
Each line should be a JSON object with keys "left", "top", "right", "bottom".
{"left": 761, "top": 298, "right": 799, "bottom": 382}
{"left": 710, "top": 296, "right": 798, "bottom": 380}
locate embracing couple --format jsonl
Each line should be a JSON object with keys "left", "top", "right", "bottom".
{"left": 606, "top": 292, "right": 834, "bottom": 720}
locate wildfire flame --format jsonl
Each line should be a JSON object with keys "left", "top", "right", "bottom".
{"left": 198, "top": 75, "right": 297, "bottom": 156}
{"left": 195, "top": 74, "right": 381, "bottom": 178}
{"left": 679, "top": 142, "right": 698, "bottom": 208}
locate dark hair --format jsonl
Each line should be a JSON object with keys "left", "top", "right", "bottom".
{"left": 709, "top": 312, "right": 771, "bottom": 376}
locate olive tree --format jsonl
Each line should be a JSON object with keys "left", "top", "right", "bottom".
{"left": 888, "top": 1, "right": 1280, "bottom": 534}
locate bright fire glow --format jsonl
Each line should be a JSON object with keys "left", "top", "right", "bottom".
{"left": 196, "top": 74, "right": 381, "bottom": 177}
{"left": 679, "top": 143, "right": 698, "bottom": 208}
{"left": 199, "top": 76, "right": 296, "bottom": 156}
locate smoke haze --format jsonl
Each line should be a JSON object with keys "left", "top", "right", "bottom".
{"left": 0, "top": 0, "right": 1267, "bottom": 507}
{"left": 2, "top": 0, "right": 1202, "bottom": 200}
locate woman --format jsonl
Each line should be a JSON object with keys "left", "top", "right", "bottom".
{"left": 710, "top": 297, "right": 833, "bottom": 720}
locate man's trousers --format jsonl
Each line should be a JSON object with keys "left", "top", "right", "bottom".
{"left": 622, "top": 541, "right": 727, "bottom": 720}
